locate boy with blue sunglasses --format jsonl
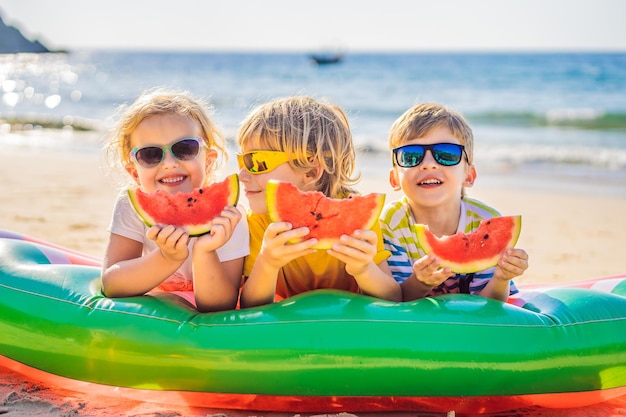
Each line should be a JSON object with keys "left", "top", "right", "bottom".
{"left": 380, "top": 103, "right": 529, "bottom": 302}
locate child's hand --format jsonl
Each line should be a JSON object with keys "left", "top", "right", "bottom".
{"left": 412, "top": 255, "right": 454, "bottom": 287}
{"left": 328, "top": 229, "right": 377, "bottom": 276}
{"left": 146, "top": 225, "right": 190, "bottom": 263}
{"left": 258, "top": 222, "right": 317, "bottom": 269}
{"left": 493, "top": 248, "right": 529, "bottom": 281}
{"left": 194, "top": 206, "right": 242, "bottom": 252}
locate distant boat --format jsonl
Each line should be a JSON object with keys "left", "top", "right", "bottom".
{"left": 309, "top": 52, "right": 344, "bottom": 65}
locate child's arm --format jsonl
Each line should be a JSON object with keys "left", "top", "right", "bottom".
{"left": 479, "top": 248, "right": 529, "bottom": 301}
{"left": 192, "top": 206, "right": 243, "bottom": 312}
{"left": 328, "top": 229, "right": 402, "bottom": 302}
{"left": 101, "top": 225, "right": 189, "bottom": 297}
{"left": 240, "top": 222, "right": 317, "bottom": 308}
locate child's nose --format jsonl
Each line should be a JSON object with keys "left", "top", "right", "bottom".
{"left": 162, "top": 150, "right": 179, "bottom": 166}
{"left": 238, "top": 166, "right": 250, "bottom": 181}
{"left": 420, "top": 150, "right": 438, "bottom": 167}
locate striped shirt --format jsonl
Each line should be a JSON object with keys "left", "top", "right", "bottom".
{"left": 380, "top": 196, "right": 519, "bottom": 296}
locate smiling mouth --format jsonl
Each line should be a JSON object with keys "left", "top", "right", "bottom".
{"left": 159, "top": 176, "right": 186, "bottom": 184}
{"left": 419, "top": 179, "right": 442, "bottom": 185}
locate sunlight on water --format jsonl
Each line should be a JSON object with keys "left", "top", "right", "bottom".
{"left": 1, "top": 51, "right": 626, "bottom": 182}
{"left": 2, "top": 91, "right": 19, "bottom": 107}
{"left": 44, "top": 94, "right": 61, "bottom": 109}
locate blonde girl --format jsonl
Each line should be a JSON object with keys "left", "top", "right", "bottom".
{"left": 102, "top": 88, "right": 249, "bottom": 312}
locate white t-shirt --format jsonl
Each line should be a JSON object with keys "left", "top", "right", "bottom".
{"left": 107, "top": 189, "right": 250, "bottom": 287}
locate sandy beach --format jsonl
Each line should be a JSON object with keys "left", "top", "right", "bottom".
{"left": 1, "top": 132, "right": 626, "bottom": 416}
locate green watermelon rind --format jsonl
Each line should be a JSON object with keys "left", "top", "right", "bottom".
{"left": 127, "top": 174, "right": 240, "bottom": 237}
{"left": 266, "top": 180, "right": 386, "bottom": 250}
{"left": 414, "top": 215, "right": 522, "bottom": 274}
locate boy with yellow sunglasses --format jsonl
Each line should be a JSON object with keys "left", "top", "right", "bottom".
{"left": 236, "top": 96, "right": 401, "bottom": 308}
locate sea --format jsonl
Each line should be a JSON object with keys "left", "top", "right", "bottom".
{"left": 2, "top": 50, "right": 626, "bottom": 194}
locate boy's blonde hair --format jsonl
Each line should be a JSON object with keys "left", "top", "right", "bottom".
{"left": 237, "top": 96, "right": 359, "bottom": 198}
{"left": 105, "top": 88, "right": 226, "bottom": 184}
{"left": 388, "top": 103, "right": 474, "bottom": 164}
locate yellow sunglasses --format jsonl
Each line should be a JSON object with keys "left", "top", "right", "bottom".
{"left": 237, "top": 150, "right": 291, "bottom": 174}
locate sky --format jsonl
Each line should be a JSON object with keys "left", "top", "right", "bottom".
{"left": 1, "top": 0, "right": 625, "bottom": 52}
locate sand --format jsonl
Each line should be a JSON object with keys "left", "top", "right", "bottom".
{"left": 1, "top": 132, "right": 626, "bottom": 416}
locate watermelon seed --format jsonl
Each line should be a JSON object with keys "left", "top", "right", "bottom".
{"left": 198, "top": 189, "right": 203, "bottom": 194}
{"left": 187, "top": 197, "right": 193, "bottom": 202}
{"left": 484, "top": 234, "right": 489, "bottom": 239}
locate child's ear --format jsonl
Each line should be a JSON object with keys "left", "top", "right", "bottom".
{"left": 303, "top": 164, "right": 323, "bottom": 184}
{"left": 463, "top": 165, "right": 477, "bottom": 187}
{"left": 125, "top": 163, "right": 140, "bottom": 184}
{"left": 389, "top": 168, "right": 401, "bottom": 191}
{"left": 204, "top": 148, "right": 218, "bottom": 173}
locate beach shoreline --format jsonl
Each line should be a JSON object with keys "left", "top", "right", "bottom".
{"left": 1, "top": 132, "right": 626, "bottom": 416}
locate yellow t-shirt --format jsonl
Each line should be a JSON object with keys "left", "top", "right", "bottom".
{"left": 244, "top": 212, "right": 391, "bottom": 299}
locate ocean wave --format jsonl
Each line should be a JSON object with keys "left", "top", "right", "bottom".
{"left": 477, "top": 144, "right": 626, "bottom": 170}
{"left": 0, "top": 114, "right": 104, "bottom": 131}
{"left": 467, "top": 110, "right": 626, "bottom": 131}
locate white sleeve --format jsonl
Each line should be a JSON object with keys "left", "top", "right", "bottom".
{"left": 215, "top": 204, "right": 250, "bottom": 262}
{"left": 107, "top": 189, "right": 147, "bottom": 243}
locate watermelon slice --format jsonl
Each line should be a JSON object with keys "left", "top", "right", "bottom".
{"left": 266, "top": 180, "right": 386, "bottom": 250}
{"left": 413, "top": 215, "right": 522, "bottom": 273}
{"left": 128, "top": 174, "right": 240, "bottom": 236}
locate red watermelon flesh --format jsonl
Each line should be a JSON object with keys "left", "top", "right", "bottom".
{"left": 413, "top": 215, "right": 522, "bottom": 273}
{"left": 266, "top": 180, "right": 385, "bottom": 250}
{"left": 128, "top": 174, "right": 239, "bottom": 236}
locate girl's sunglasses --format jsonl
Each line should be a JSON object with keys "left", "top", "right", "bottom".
{"left": 237, "top": 150, "right": 291, "bottom": 174}
{"left": 392, "top": 143, "right": 467, "bottom": 168}
{"left": 130, "top": 137, "right": 204, "bottom": 168}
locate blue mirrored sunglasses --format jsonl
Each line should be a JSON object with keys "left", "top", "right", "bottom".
{"left": 392, "top": 143, "right": 467, "bottom": 168}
